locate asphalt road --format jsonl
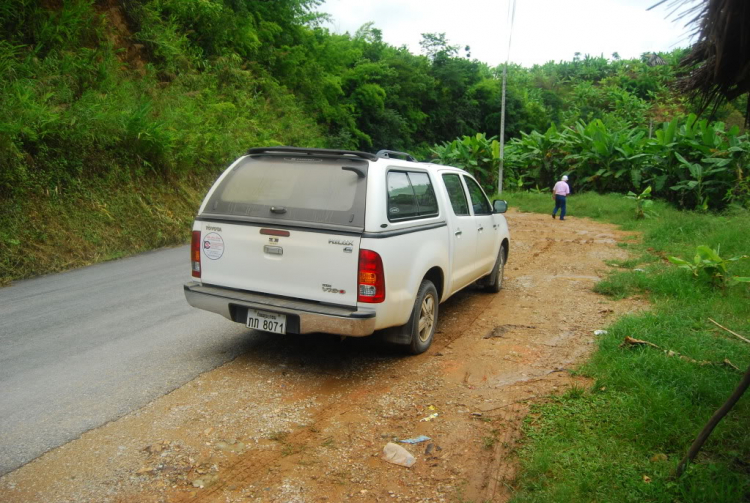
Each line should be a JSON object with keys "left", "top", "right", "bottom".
{"left": 0, "top": 246, "right": 253, "bottom": 475}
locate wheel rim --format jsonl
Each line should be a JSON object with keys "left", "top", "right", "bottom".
{"left": 417, "top": 293, "right": 435, "bottom": 343}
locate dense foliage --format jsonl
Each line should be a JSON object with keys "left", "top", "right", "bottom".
{"left": 2, "top": 1, "right": 748, "bottom": 201}
{"left": 503, "top": 114, "right": 750, "bottom": 210}
{"left": 0, "top": 0, "right": 326, "bottom": 202}
{"left": 427, "top": 54, "right": 749, "bottom": 210}
{"left": 1, "top": 0, "right": 750, "bottom": 280}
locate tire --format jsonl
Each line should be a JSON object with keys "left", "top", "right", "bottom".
{"left": 406, "top": 280, "right": 439, "bottom": 355}
{"left": 483, "top": 245, "right": 506, "bottom": 293}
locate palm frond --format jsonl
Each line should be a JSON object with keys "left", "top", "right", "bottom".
{"left": 656, "top": 0, "right": 750, "bottom": 125}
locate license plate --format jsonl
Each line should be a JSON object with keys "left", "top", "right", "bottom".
{"left": 246, "top": 309, "right": 287, "bottom": 334}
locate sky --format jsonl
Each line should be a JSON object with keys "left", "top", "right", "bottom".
{"left": 320, "top": 0, "right": 697, "bottom": 68}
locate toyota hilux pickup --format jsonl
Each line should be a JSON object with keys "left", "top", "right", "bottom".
{"left": 184, "top": 147, "right": 510, "bottom": 354}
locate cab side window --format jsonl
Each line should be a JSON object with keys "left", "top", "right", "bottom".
{"left": 442, "top": 173, "right": 470, "bottom": 216}
{"left": 464, "top": 177, "right": 492, "bottom": 215}
{"left": 387, "top": 171, "right": 439, "bottom": 221}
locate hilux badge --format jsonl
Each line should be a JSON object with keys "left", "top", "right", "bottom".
{"left": 328, "top": 239, "right": 354, "bottom": 246}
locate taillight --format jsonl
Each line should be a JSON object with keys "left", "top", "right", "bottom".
{"left": 191, "top": 230, "right": 201, "bottom": 278}
{"left": 358, "top": 249, "right": 385, "bottom": 303}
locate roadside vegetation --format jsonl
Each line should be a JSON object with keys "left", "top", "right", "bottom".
{"left": 433, "top": 115, "right": 750, "bottom": 212}
{"left": 504, "top": 192, "right": 750, "bottom": 502}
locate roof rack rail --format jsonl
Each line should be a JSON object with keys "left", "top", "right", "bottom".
{"left": 247, "top": 146, "right": 378, "bottom": 161}
{"left": 376, "top": 150, "right": 417, "bottom": 162}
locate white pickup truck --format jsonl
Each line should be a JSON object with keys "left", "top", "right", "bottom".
{"left": 184, "top": 147, "right": 510, "bottom": 353}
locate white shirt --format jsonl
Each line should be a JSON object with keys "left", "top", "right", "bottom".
{"left": 553, "top": 181, "right": 570, "bottom": 196}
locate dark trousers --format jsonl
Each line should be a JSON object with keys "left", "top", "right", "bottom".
{"left": 553, "top": 195, "right": 566, "bottom": 219}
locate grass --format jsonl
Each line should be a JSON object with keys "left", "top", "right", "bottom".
{"left": 0, "top": 172, "right": 211, "bottom": 285}
{"left": 503, "top": 191, "right": 750, "bottom": 503}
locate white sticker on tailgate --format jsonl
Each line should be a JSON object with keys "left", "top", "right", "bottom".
{"left": 203, "top": 232, "right": 225, "bottom": 260}
{"left": 246, "top": 309, "right": 287, "bottom": 334}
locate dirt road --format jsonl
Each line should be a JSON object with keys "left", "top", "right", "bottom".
{"left": 0, "top": 211, "right": 643, "bottom": 503}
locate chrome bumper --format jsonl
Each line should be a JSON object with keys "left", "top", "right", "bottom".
{"left": 184, "top": 282, "right": 377, "bottom": 337}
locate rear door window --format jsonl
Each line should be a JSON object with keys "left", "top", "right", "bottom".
{"left": 387, "top": 172, "right": 418, "bottom": 219}
{"left": 409, "top": 172, "right": 439, "bottom": 216}
{"left": 387, "top": 171, "right": 439, "bottom": 221}
{"left": 203, "top": 156, "right": 367, "bottom": 230}
{"left": 442, "top": 173, "right": 470, "bottom": 216}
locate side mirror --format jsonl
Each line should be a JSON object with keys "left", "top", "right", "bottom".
{"left": 493, "top": 200, "right": 508, "bottom": 213}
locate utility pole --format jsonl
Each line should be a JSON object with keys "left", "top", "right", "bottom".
{"left": 498, "top": 0, "right": 515, "bottom": 195}
{"left": 498, "top": 64, "right": 507, "bottom": 195}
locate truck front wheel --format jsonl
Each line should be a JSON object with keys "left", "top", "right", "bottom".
{"left": 483, "top": 245, "right": 506, "bottom": 293}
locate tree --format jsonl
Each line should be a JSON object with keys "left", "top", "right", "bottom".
{"left": 419, "top": 33, "right": 459, "bottom": 60}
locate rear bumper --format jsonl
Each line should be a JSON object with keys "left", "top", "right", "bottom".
{"left": 184, "top": 282, "right": 377, "bottom": 337}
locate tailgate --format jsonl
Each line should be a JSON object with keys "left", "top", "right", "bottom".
{"left": 197, "top": 221, "right": 361, "bottom": 307}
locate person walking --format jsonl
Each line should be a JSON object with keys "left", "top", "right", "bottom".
{"left": 552, "top": 175, "right": 570, "bottom": 220}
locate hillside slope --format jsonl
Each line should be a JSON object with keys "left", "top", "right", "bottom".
{"left": 0, "top": 1, "right": 325, "bottom": 284}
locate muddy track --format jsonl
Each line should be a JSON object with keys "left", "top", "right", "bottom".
{"left": 1, "top": 210, "right": 645, "bottom": 503}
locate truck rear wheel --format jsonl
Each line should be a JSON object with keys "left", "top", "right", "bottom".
{"left": 407, "top": 280, "right": 439, "bottom": 354}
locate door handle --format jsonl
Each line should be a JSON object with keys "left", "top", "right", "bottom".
{"left": 455, "top": 230, "right": 462, "bottom": 236}
{"left": 478, "top": 226, "right": 484, "bottom": 232}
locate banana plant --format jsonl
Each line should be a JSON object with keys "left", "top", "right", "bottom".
{"left": 720, "top": 129, "right": 750, "bottom": 206}
{"left": 431, "top": 133, "right": 501, "bottom": 193}
{"left": 625, "top": 185, "right": 655, "bottom": 219}
{"left": 670, "top": 152, "right": 728, "bottom": 210}
{"left": 668, "top": 245, "right": 750, "bottom": 288}
{"left": 644, "top": 117, "right": 680, "bottom": 193}
{"left": 511, "top": 124, "right": 565, "bottom": 189}
{"left": 565, "top": 119, "right": 646, "bottom": 192}
{"left": 457, "top": 113, "right": 749, "bottom": 210}
{"left": 645, "top": 114, "right": 742, "bottom": 208}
